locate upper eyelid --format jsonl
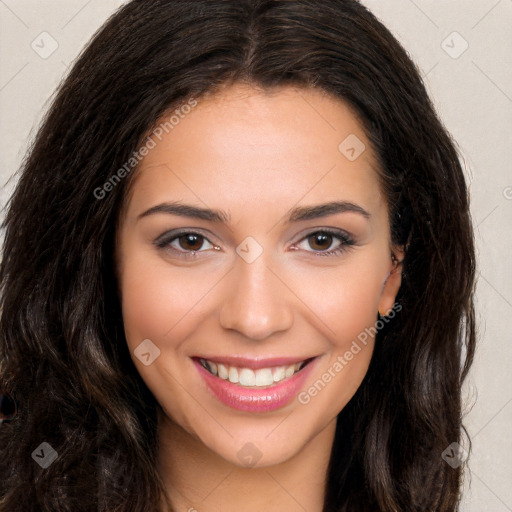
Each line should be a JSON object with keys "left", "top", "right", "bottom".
{"left": 154, "top": 228, "right": 218, "bottom": 246}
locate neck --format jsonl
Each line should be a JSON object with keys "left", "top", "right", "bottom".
{"left": 157, "top": 412, "right": 336, "bottom": 512}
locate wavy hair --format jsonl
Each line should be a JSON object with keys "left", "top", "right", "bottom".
{"left": 0, "top": 1, "right": 476, "bottom": 510}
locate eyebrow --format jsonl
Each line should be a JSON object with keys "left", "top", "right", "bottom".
{"left": 137, "top": 200, "right": 370, "bottom": 223}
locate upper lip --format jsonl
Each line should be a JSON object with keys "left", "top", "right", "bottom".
{"left": 192, "top": 355, "right": 316, "bottom": 370}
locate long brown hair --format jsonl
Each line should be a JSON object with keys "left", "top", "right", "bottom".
{"left": 0, "top": 1, "right": 476, "bottom": 510}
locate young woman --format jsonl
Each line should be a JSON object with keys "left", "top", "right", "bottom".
{"left": 0, "top": 1, "right": 476, "bottom": 511}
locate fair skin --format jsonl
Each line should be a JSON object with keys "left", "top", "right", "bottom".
{"left": 116, "top": 82, "right": 403, "bottom": 512}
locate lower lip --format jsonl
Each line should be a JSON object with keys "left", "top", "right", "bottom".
{"left": 193, "top": 358, "right": 317, "bottom": 413}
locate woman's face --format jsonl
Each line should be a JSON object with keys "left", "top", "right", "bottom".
{"left": 116, "top": 83, "right": 402, "bottom": 468}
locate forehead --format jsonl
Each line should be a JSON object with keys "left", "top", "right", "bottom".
{"left": 125, "top": 83, "right": 385, "bottom": 220}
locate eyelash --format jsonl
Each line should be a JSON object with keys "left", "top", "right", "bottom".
{"left": 153, "top": 228, "right": 355, "bottom": 260}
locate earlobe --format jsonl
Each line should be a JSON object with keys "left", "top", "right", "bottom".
{"left": 378, "top": 250, "right": 404, "bottom": 317}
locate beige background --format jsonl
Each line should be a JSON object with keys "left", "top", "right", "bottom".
{"left": 1, "top": 1, "right": 511, "bottom": 510}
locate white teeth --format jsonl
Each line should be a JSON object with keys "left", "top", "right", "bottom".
{"left": 255, "top": 368, "right": 274, "bottom": 386}
{"left": 217, "top": 363, "right": 228, "bottom": 380}
{"left": 239, "top": 368, "right": 256, "bottom": 386}
{"left": 272, "top": 366, "right": 285, "bottom": 382}
{"left": 200, "top": 358, "right": 308, "bottom": 388}
{"left": 228, "top": 366, "right": 239, "bottom": 384}
{"left": 207, "top": 361, "right": 217, "bottom": 376}
{"left": 285, "top": 364, "right": 296, "bottom": 378}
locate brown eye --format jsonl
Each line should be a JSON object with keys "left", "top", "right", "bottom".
{"left": 154, "top": 230, "right": 218, "bottom": 258}
{"left": 294, "top": 229, "right": 355, "bottom": 256}
{"left": 178, "top": 233, "right": 205, "bottom": 251}
{"left": 307, "top": 232, "right": 334, "bottom": 251}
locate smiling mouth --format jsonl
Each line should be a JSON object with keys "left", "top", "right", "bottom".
{"left": 196, "top": 357, "right": 314, "bottom": 388}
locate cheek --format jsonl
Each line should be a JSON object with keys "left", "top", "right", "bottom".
{"left": 118, "top": 254, "right": 212, "bottom": 423}
{"left": 119, "top": 251, "right": 219, "bottom": 350}
{"left": 295, "top": 290, "right": 382, "bottom": 415}
{"left": 333, "top": 276, "right": 382, "bottom": 343}
{"left": 290, "top": 259, "right": 385, "bottom": 409}
{"left": 292, "top": 258, "right": 385, "bottom": 345}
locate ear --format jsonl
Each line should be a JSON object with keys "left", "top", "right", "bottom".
{"left": 377, "top": 248, "right": 404, "bottom": 316}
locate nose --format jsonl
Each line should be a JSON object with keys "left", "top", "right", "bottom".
{"left": 218, "top": 255, "right": 294, "bottom": 341}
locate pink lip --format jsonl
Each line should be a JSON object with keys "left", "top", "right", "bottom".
{"left": 192, "top": 356, "right": 318, "bottom": 413}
